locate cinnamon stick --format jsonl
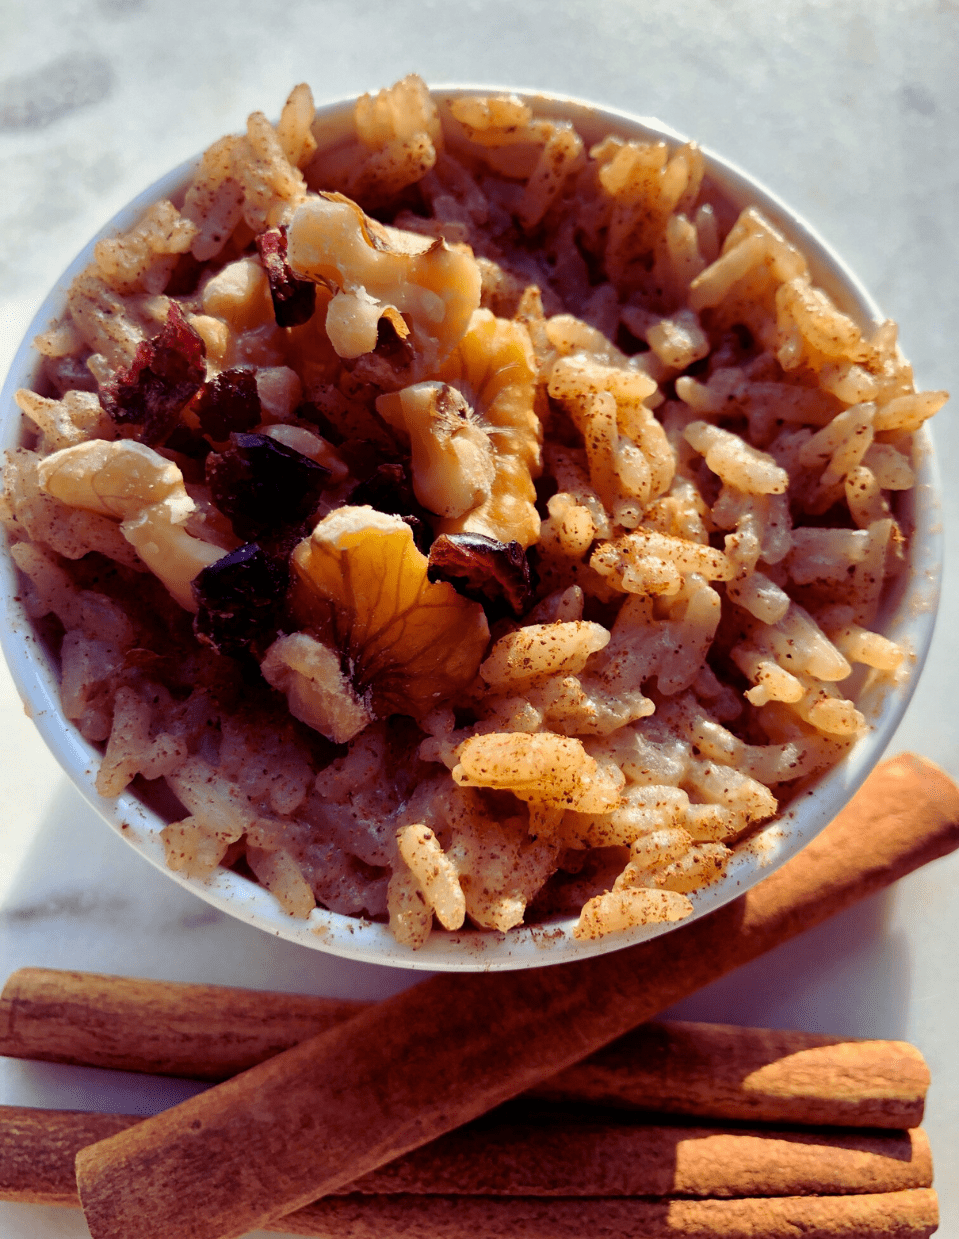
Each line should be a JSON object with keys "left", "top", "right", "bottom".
{"left": 14, "top": 1172, "right": 938, "bottom": 1239}
{"left": 0, "top": 970, "right": 930, "bottom": 1128}
{"left": 271, "top": 1190, "right": 941, "bottom": 1238}
{"left": 74, "top": 753, "right": 959, "bottom": 1239}
{"left": 347, "top": 1111, "right": 936, "bottom": 1199}
{"left": 534, "top": 1022, "right": 931, "bottom": 1129}
{"left": 0, "top": 1108, "right": 134, "bottom": 1206}
{"left": 0, "top": 968, "right": 361, "bottom": 1081}
{"left": 0, "top": 1104, "right": 934, "bottom": 1204}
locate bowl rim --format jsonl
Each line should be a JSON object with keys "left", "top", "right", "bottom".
{"left": 0, "top": 85, "right": 943, "bottom": 971}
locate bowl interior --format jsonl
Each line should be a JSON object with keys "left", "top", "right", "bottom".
{"left": 0, "top": 88, "right": 942, "bottom": 971}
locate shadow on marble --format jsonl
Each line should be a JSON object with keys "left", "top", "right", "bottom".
{"left": 0, "top": 53, "right": 115, "bottom": 132}
{"left": 1, "top": 1056, "right": 207, "bottom": 1117}
{"left": 661, "top": 886, "right": 912, "bottom": 1040}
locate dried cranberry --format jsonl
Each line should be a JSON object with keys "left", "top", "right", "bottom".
{"left": 256, "top": 227, "right": 317, "bottom": 328}
{"left": 428, "top": 533, "right": 534, "bottom": 618}
{"left": 163, "top": 425, "right": 213, "bottom": 466}
{"left": 100, "top": 302, "right": 206, "bottom": 445}
{"left": 206, "top": 432, "right": 330, "bottom": 541}
{"left": 192, "top": 542, "right": 290, "bottom": 658}
{"left": 193, "top": 368, "right": 262, "bottom": 441}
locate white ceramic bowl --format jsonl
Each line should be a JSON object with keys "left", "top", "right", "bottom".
{"left": 0, "top": 88, "right": 942, "bottom": 971}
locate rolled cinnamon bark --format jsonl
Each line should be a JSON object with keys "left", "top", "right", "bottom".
{"left": 0, "top": 972, "right": 930, "bottom": 1129}
{"left": 273, "top": 1190, "right": 941, "bottom": 1239}
{"left": 0, "top": 968, "right": 361, "bottom": 1081}
{"left": 0, "top": 1104, "right": 934, "bottom": 1204}
{"left": 532, "top": 1021, "right": 932, "bottom": 1129}
{"left": 0, "top": 1108, "right": 135, "bottom": 1206}
{"left": 348, "top": 1113, "right": 935, "bottom": 1199}
{"left": 74, "top": 753, "right": 959, "bottom": 1239}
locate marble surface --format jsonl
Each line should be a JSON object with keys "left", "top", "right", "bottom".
{"left": 1, "top": 1, "right": 958, "bottom": 1235}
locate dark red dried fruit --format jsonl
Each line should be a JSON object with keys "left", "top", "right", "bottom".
{"left": 256, "top": 226, "right": 317, "bottom": 328}
{"left": 194, "top": 368, "right": 262, "bottom": 441}
{"left": 100, "top": 302, "right": 206, "bottom": 445}
{"left": 428, "top": 533, "right": 534, "bottom": 618}
{"left": 206, "top": 432, "right": 330, "bottom": 541}
{"left": 192, "top": 542, "right": 290, "bottom": 658}
{"left": 163, "top": 425, "right": 213, "bottom": 469}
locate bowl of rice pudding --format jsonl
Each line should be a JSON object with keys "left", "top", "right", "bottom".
{"left": 0, "top": 77, "right": 944, "bottom": 969}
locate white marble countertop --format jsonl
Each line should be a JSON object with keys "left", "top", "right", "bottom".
{"left": 2, "top": 2, "right": 958, "bottom": 1236}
